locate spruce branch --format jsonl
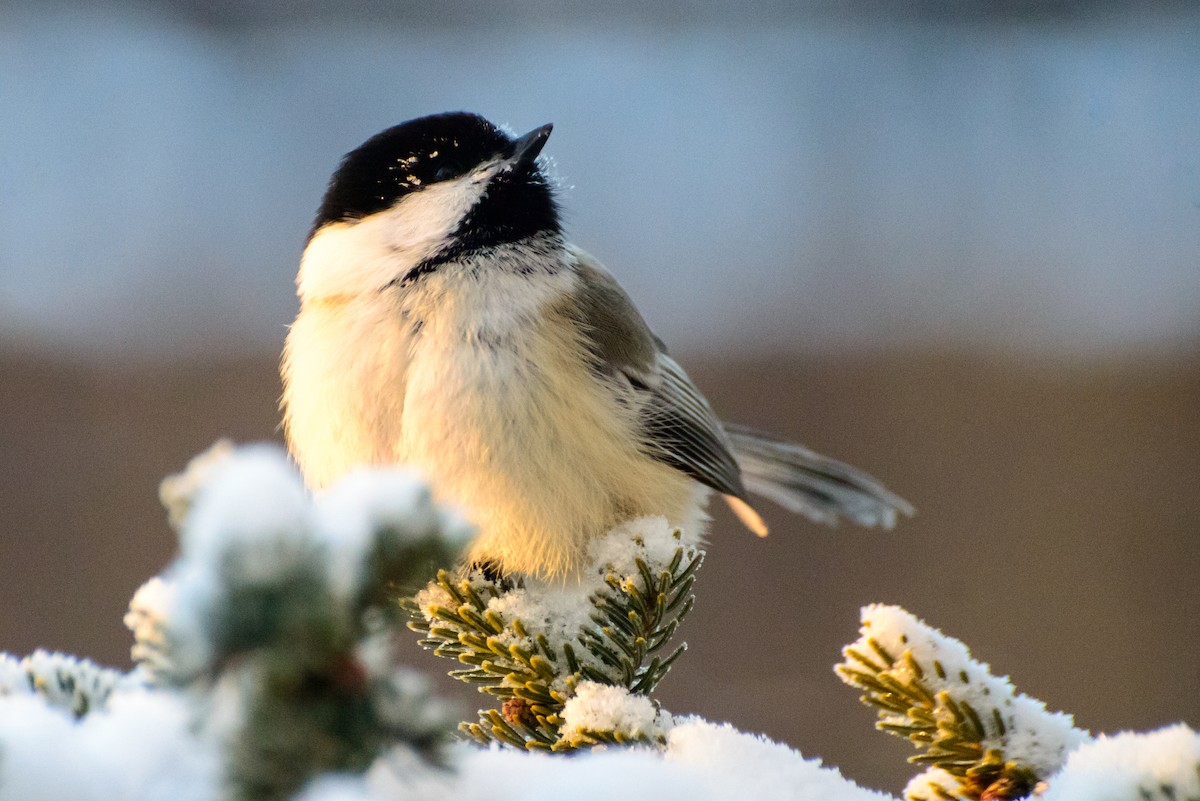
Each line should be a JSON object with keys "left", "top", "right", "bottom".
{"left": 403, "top": 568, "right": 568, "bottom": 749}
{"left": 837, "top": 605, "right": 1089, "bottom": 801}
{"left": 404, "top": 520, "right": 700, "bottom": 752}
{"left": 0, "top": 650, "right": 121, "bottom": 718}
{"left": 141, "top": 445, "right": 465, "bottom": 801}
{"left": 9, "top": 439, "right": 1200, "bottom": 801}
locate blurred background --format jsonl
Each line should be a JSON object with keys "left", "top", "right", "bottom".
{"left": 1, "top": 0, "right": 1198, "bottom": 791}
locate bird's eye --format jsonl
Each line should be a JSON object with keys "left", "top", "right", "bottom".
{"left": 433, "top": 163, "right": 458, "bottom": 182}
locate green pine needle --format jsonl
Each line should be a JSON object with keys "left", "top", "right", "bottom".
{"left": 402, "top": 540, "right": 702, "bottom": 752}
{"left": 836, "top": 637, "right": 1045, "bottom": 801}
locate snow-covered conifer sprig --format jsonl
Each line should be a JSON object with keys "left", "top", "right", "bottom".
{"left": 144, "top": 444, "right": 466, "bottom": 801}
{"left": 0, "top": 650, "right": 122, "bottom": 718}
{"left": 836, "top": 605, "right": 1089, "bottom": 801}
{"left": 557, "top": 681, "right": 672, "bottom": 748}
{"left": 403, "top": 518, "right": 702, "bottom": 752}
{"left": 579, "top": 538, "right": 698, "bottom": 692}
{"left": 403, "top": 568, "right": 566, "bottom": 749}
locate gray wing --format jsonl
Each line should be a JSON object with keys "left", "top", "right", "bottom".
{"left": 568, "top": 247, "right": 748, "bottom": 501}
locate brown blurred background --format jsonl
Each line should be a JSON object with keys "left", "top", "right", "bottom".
{"left": 2, "top": 1, "right": 1198, "bottom": 793}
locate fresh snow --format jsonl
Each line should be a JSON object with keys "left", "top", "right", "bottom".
{"left": 415, "top": 514, "right": 700, "bottom": 689}
{"left": 0, "top": 446, "right": 1192, "bottom": 801}
{"left": 1041, "top": 725, "right": 1200, "bottom": 801}
{"left": 851, "top": 604, "right": 1090, "bottom": 777}
{"left": 0, "top": 650, "right": 121, "bottom": 717}
{"left": 559, "top": 682, "right": 670, "bottom": 742}
{"left": 0, "top": 688, "right": 218, "bottom": 801}
{"left": 313, "top": 465, "right": 473, "bottom": 604}
{"left": 299, "top": 721, "right": 898, "bottom": 801}
{"left": 902, "top": 766, "right": 961, "bottom": 801}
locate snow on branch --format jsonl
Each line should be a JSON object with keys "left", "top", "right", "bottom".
{"left": 150, "top": 444, "right": 469, "bottom": 801}
{"left": 1, "top": 443, "right": 468, "bottom": 801}
{"left": 403, "top": 517, "right": 699, "bottom": 750}
{"left": 836, "top": 604, "right": 1090, "bottom": 800}
{"left": 1041, "top": 725, "right": 1200, "bottom": 801}
{"left": 0, "top": 650, "right": 122, "bottom": 718}
{"left": 0, "top": 442, "right": 1195, "bottom": 801}
{"left": 293, "top": 718, "right": 899, "bottom": 801}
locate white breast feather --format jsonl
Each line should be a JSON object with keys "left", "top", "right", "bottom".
{"left": 284, "top": 237, "right": 707, "bottom": 577}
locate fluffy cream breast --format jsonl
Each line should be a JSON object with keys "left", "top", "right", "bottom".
{"left": 396, "top": 263, "right": 705, "bottom": 576}
{"left": 284, "top": 245, "right": 708, "bottom": 577}
{"left": 281, "top": 290, "right": 412, "bottom": 489}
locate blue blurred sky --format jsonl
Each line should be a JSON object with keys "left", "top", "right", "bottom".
{"left": 2, "top": 4, "right": 1198, "bottom": 360}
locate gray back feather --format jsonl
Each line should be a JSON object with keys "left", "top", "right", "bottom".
{"left": 568, "top": 247, "right": 748, "bottom": 501}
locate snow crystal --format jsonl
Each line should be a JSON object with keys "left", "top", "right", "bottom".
{"left": 316, "top": 466, "right": 435, "bottom": 540}
{"left": 559, "top": 681, "right": 669, "bottom": 743}
{"left": 1003, "top": 694, "right": 1090, "bottom": 776}
{"left": 411, "top": 580, "right": 457, "bottom": 620}
{"left": 153, "top": 444, "right": 478, "bottom": 683}
{"left": 356, "top": 745, "right": 455, "bottom": 801}
{"left": 852, "top": 604, "right": 1089, "bottom": 776}
{"left": 126, "top": 576, "right": 174, "bottom": 631}
{"left": 1042, "top": 724, "right": 1200, "bottom": 801}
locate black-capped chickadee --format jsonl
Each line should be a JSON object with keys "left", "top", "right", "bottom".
{"left": 282, "top": 112, "right": 912, "bottom": 578}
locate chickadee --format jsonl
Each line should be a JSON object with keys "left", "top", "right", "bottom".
{"left": 282, "top": 112, "right": 912, "bottom": 578}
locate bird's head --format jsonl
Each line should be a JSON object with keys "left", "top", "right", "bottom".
{"left": 299, "top": 112, "right": 559, "bottom": 300}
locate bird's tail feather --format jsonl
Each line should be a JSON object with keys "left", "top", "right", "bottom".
{"left": 724, "top": 423, "right": 914, "bottom": 530}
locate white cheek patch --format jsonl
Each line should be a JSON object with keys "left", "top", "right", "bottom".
{"left": 380, "top": 166, "right": 493, "bottom": 256}
{"left": 297, "top": 162, "right": 503, "bottom": 301}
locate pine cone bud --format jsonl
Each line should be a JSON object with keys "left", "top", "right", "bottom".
{"left": 502, "top": 697, "right": 536, "bottom": 728}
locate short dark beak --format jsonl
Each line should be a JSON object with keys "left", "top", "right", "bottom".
{"left": 511, "top": 123, "right": 553, "bottom": 165}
